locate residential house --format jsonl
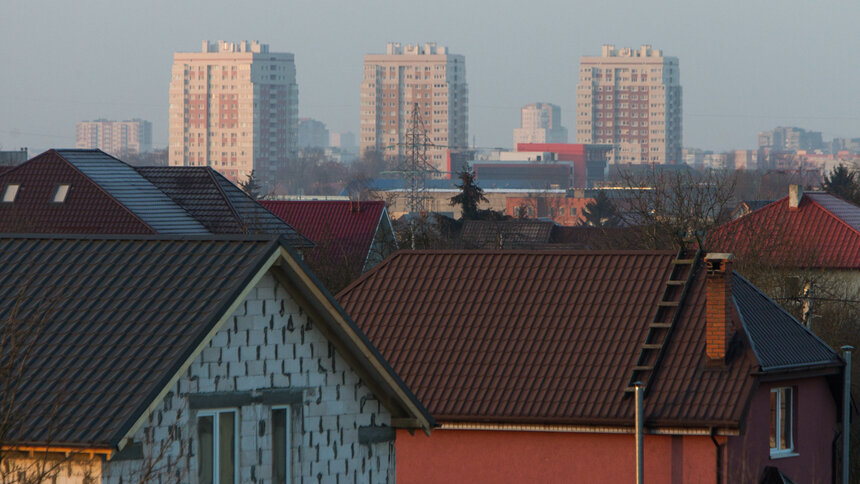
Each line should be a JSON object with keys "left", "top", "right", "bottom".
{"left": 261, "top": 200, "right": 397, "bottom": 292}
{"left": 338, "top": 250, "right": 847, "bottom": 483}
{"left": 0, "top": 235, "right": 432, "bottom": 483}
{"left": 0, "top": 149, "right": 311, "bottom": 248}
{"left": 708, "top": 186, "right": 860, "bottom": 293}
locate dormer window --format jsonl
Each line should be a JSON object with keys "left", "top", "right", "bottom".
{"left": 52, "top": 184, "right": 70, "bottom": 203}
{"left": 2, "top": 184, "right": 19, "bottom": 203}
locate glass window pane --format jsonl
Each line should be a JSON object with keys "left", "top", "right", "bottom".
{"left": 3, "top": 184, "right": 19, "bottom": 202}
{"left": 198, "top": 416, "right": 214, "bottom": 484}
{"left": 769, "top": 391, "right": 776, "bottom": 449}
{"left": 780, "top": 389, "right": 791, "bottom": 450}
{"left": 53, "top": 184, "right": 70, "bottom": 203}
{"left": 219, "top": 412, "right": 236, "bottom": 484}
{"left": 273, "top": 409, "right": 287, "bottom": 484}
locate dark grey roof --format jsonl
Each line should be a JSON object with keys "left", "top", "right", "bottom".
{"left": 806, "top": 192, "right": 860, "bottom": 232}
{"left": 0, "top": 234, "right": 431, "bottom": 447}
{"left": 0, "top": 235, "right": 278, "bottom": 447}
{"left": 135, "top": 166, "right": 312, "bottom": 247}
{"left": 732, "top": 273, "right": 841, "bottom": 372}
{"left": 460, "top": 220, "right": 556, "bottom": 248}
{"left": 211, "top": 171, "right": 313, "bottom": 247}
{"left": 57, "top": 150, "right": 209, "bottom": 235}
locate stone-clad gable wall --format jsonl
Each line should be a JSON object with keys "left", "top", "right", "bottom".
{"left": 103, "top": 272, "right": 395, "bottom": 483}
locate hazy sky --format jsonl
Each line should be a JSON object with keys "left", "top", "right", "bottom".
{"left": 2, "top": 0, "right": 859, "bottom": 155}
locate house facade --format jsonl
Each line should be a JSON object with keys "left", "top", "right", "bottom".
{"left": 0, "top": 235, "right": 431, "bottom": 483}
{"left": 338, "top": 250, "right": 847, "bottom": 483}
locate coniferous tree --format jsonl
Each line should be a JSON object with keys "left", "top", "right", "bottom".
{"left": 239, "top": 170, "right": 262, "bottom": 200}
{"left": 580, "top": 191, "right": 620, "bottom": 227}
{"left": 822, "top": 164, "right": 860, "bottom": 205}
{"left": 450, "top": 166, "right": 488, "bottom": 220}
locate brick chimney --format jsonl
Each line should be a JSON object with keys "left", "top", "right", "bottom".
{"left": 789, "top": 184, "right": 803, "bottom": 211}
{"left": 705, "top": 253, "right": 734, "bottom": 366}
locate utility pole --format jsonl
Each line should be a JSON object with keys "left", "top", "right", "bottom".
{"left": 399, "top": 102, "right": 435, "bottom": 249}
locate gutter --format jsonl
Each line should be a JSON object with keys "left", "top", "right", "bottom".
{"left": 438, "top": 422, "right": 739, "bottom": 436}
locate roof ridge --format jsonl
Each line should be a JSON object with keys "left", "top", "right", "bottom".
{"left": 205, "top": 168, "right": 249, "bottom": 234}
{"left": 58, "top": 150, "right": 208, "bottom": 234}
{"left": 52, "top": 150, "right": 161, "bottom": 234}
{"left": 392, "top": 249, "right": 677, "bottom": 255}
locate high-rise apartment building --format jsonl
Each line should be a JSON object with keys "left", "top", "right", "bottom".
{"left": 297, "top": 118, "right": 330, "bottom": 149}
{"left": 76, "top": 119, "right": 152, "bottom": 157}
{"left": 513, "top": 103, "right": 568, "bottom": 148}
{"left": 576, "top": 45, "right": 682, "bottom": 164}
{"left": 169, "top": 40, "right": 298, "bottom": 184}
{"left": 360, "top": 42, "right": 468, "bottom": 172}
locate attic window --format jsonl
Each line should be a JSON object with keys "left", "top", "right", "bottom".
{"left": 52, "top": 184, "right": 70, "bottom": 203}
{"left": 2, "top": 184, "right": 19, "bottom": 203}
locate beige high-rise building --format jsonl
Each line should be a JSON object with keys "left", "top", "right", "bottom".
{"left": 513, "top": 103, "right": 568, "bottom": 148}
{"left": 76, "top": 119, "right": 152, "bottom": 157}
{"left": 576, "top": 45, "right": 682, "bottom": 164}
{"left": 360, "top": 42, "right": 468, "bottom": 172}
{"left": 169, "top": 40, "right": 298, "bottom": 184}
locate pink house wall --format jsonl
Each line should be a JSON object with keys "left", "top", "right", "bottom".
{"left": 725, "top": 377, "right": 837, "bottom": 483}
{"left": 396, "top": 429, "right": 718, "bottom": 484}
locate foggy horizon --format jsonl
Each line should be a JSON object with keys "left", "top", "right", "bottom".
{"left": 3, "top": 0, "right": 860, "bottom": 155}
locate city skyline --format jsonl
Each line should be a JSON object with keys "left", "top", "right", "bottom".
{"left": 2, "top": 0, "right": 860, "bottom": 155}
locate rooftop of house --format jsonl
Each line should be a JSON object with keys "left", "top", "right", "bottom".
{"left": 0, "top": 234, "right": 430, "bottom": 449}
{"left": 261, "top": 200, "right": 389, "bottom": 272}
{"left": 708, "top": 189, "right": 860, "bottom": 269}
{"left": 338, "top": 250, "right": 841, "bottom": 430}
{"left": 459, "top": 219, "right": 556, "bottom": 248}
{"left": 0, "top": 150, "right": 311, "bottom": 247}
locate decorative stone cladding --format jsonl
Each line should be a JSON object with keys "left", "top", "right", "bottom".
{"left": 103, "top": 271, "right": 395, "bottom": 483}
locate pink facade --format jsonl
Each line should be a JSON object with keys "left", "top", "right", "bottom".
{"left": 397, "top": 429, "right": 718, "bottom": 484}
{"left": 725, "top": 378, "right": 838, "bottom": 483}
{"left": 395, "top": 375, "right": 839, "bottom": 483}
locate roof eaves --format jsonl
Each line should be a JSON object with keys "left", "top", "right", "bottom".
{"left": 732, "top": 272, "right": 840, "bottom": 367}
{"left": 112, "top": 237, "right": 282, "bottom": 448}
{"left": 276, "top": 239, "right": 433, "bottom": 431}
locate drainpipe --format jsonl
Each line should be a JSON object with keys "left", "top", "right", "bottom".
{"left": 634, "top": 381, "right": 644, "bottom": 484}
{"left": 842, "top": 346, "right": 853, "bottom": 484}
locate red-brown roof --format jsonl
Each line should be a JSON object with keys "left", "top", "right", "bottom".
{"left": 338, "top": 251, "right": 762, "bottom": 429}
{"left": 707, "top": 192, "right": 860, "bottom": 269}
{"left": 0, "top": 150, "right": 155, "bottom": 234}
{"left": 261, "top": 200, "right": 388, "bottom": 273}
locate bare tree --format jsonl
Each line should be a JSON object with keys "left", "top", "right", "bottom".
{"left": 616, "top": 166, "right": 737, "bottom": 250}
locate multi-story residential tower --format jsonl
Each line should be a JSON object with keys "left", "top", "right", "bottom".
{"left": 360, "top": 42, "right": 468, "bottom": 172}
{"left": 576, "top": 45, "right": 682, "bottom": 164}
{"left": 76, "top": 119, "right": 152, "bottom": 157}
{"left": 169, "top": 40, "right": 298, "bottom": 184}
{"left": 513, "top": 103, "right": 568, "bottom": 147}
{"left": 297, "top": 118, "right": 330, "bottom": 150}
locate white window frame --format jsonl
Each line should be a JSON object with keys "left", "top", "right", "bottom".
{"left": 197, "top": 408, "right": 239, "bottom": 484}
{"left": 272, "top": 406, "right": 292, "bottom": 484}
{"left": 52, "top": 184, "right": 71, "bottom": 203}
{"left": 770, "top": 387, "right": 795, "bottom": 458}
{"left": 2, "top": 184, "right": 20, "bottom": 203}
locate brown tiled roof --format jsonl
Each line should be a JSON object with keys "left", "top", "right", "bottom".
{"left": 338, "top": 251, "right": 839, "bottom": 429}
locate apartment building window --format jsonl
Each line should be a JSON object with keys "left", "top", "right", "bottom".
{"left": 770, "top": 387, "right": 794, "bottom": 456}
{"left": 198, "top": 409, "right": 238, "bottom": 484}
{"left": 272, "top": 407, "right": 292, "bottom": 484}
